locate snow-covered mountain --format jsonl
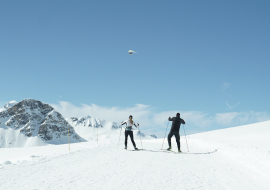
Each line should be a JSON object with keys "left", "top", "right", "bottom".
{"left": 66, "top": 115, "right": 155, "bottom": 142}
{"left": 66, "top": 115, "right": 120, "bottom": 129}
{"left": 0, "top": 99, "right": 84, "bottom": 148}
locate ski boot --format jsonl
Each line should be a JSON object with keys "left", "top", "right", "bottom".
{"left": 134, "top": 147, "right": 139, "bottom": 150}
{"left": 178, "top": 149, "right": 182, "bottom": 153}
{"left": 124, "top": 146, "right": 127, "bottom": 150}
{"left": 167, "top": 147, "right": 172, "bottom": 151}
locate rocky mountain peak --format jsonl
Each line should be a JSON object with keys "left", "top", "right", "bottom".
{"left": 3, "top": 99, "right": 54, "bottom": 119}
{"left": 3, "top": 100, "right": 17, "bottom": 109}
{"left": 0, "top": 99, "right": 84, "bottom": 147}
{"left": 67, "top": 115, "right": 103, "bottom": 128}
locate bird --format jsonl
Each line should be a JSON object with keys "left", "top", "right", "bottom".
{"left": 128, "top": 50, "right": 136, "bottom": 55}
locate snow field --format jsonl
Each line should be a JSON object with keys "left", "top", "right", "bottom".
{"left": 1, "top": 137, "right": 269, "bottom": 189}
{"left": 1, "top": 120, "right": 270, "bottom": 190}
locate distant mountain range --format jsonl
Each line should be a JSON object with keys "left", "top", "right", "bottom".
{"left": 0, "top": 99, "right": 156, "bottom": 148}
{"left": 66, "top": 115, "right": 156, "bottom": 142}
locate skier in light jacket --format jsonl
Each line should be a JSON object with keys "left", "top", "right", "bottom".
{"left": 121, "top": 115, "right": 139, "bottom": 150}
{"left": 167, "top": 113, "right": 185, "bottom": 152}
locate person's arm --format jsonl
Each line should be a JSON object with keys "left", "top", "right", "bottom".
{"left": 121, "top": 120, "right": 127, "bottom": 125}
{"left": 181, "top": 119, "right": 185, "bottom": 124}
{"left": 168, "top": 117, "right": 175, "bottom": 121}
{"left": 134, "top": 121, "right": 139, "bottom": 128}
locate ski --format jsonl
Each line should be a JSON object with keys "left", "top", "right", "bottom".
{"left": 131, "top": 149, "right": 145, "bottom": 151}
{"left": 167, "top": 150, "right": 181, "bottom": 154}
{"left": 160, "top": 149, "right": 218, "bottom": 154}
{"left": 124, "top": 149, "right": 145, "bottom": 151}
{"left": 160, "top": 149, "right": 184, "bottom": 154}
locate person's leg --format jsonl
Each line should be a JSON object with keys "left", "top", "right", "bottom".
{"left": 174, "top": 132, "right": 181, "bottom": 151}
{"left": 124, "top": 130, "right": 128, "bottom": 147}
{"left": 167, "top": 131, "right": 173, "bottom": 149}
{"left": 129, "top": 131, "right": 137, "bottom": 148}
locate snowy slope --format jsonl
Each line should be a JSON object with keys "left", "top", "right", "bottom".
{"left": 0, "top": 120, "right": 269, "bottom": 189}
{"left": 0, "top": 99, "right": 84, "bottom": 148}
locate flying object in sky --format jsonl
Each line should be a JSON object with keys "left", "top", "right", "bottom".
{"left": 128, "top": 50, "right": 136, "bottom": 55}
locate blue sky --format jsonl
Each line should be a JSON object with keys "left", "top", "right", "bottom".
{"left": 1, "top": 0, "right": 270, "bottom": 136}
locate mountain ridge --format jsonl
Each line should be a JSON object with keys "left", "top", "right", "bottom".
{"left": 0, "top": 99, "right": 84, "bottom": 148}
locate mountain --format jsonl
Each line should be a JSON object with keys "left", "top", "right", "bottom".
{"left": 0, "top": 99, "right": 84, "bottom": 148}
{"left": 66, "top": 115, "right": 120, "bottom": 129}
{"left": 66, "top": 115, "right": 155, "bottom": 142}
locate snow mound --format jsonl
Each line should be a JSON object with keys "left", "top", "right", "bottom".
{"left": 186, "top": 120, "right": 270, "bottom": 182}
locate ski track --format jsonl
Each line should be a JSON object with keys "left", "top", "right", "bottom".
{"left": 1, "top": 138, "right": 270, "bottom": 190}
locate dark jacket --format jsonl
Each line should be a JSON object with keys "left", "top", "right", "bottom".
{"left": 169, "top": 116, "right": 185, "bottom": 132}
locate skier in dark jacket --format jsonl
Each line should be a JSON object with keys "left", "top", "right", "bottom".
{"left": 167, "top": 113, "right": 185, "bottom": 152}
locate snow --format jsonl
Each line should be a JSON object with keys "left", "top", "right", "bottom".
{"left": 1, "top": 120, "right": 270, "bottom": 189}
{"left": 0, "top": 100, "right": 17, "bottom": 112}
{"left": 0, "top": 127, "right": 47, "bottom": 148}
{"left": 4, "top": 100, "right": 17, "bottom": 109}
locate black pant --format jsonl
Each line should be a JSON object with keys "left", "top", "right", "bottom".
{"left": 125, "top": 130, "right": 136, "bottom": 147}
{"left": 168, "top": 131, "right": 180, "bottom": 150}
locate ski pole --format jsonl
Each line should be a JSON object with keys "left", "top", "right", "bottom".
{"left": 161, "top": 121, "right": 169, "bottom": 150}
{"left": 68, "top": 126, "right": 70, "bottom": 151}
{"left": 117, "top": 125, "right": 123, "bottom": 150}
{"left": 138, "top": 125, "right": 143, "bottom": 150}
{"left": 183, "top": 124, "right": 189, "bottom": 152}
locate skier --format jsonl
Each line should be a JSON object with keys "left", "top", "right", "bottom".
{"left": 167, "top": 113, "right": 185, "bottom": 153}
{"left": 121, "top": 115, "right": 139, "bottom": 150}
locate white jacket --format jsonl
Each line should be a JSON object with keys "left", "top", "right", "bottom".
{"left": 121, "top": 120, "right": 138, "bottom": 131}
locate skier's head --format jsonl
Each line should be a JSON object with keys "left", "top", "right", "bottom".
{"left": 129, "top": 115, "right": 133, "bottom": 125}
{"left": 176, "top": 113, "right": 180, "bottom": 117}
